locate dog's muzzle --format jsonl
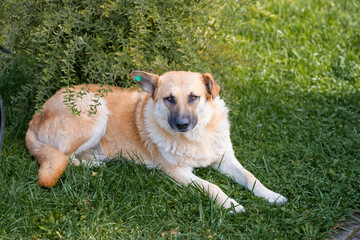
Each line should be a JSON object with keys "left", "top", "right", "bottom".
{"left": 169, "top": 115, "right": 197, "bottom": 132}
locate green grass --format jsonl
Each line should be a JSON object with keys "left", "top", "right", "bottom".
{"left": 1, "top": 0, "right": 360, "bottom": 239}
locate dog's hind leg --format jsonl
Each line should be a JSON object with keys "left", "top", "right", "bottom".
{"left": 212, "top": 149, "right": 287, "bottom": 205}
{"left": 164, "top": 166, "right": 246, "bottom": 214}
{"left": 27, "top": 116, "right": 107, "bottom": 187}
{"left": 26, "top": 104, "right": 108, "bottom": 187}
{"left": 26, "top": 88, "right": 109, "bottom": 187}
{"left": 72, "top": 144, "right": 108, "bottom": 167}
{"left": 26, "top": 124, "right": 71, "bottom": 187}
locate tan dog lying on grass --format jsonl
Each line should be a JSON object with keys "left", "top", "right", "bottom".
{"left": 26, "top": 70, "right": 287, "bottom": 213}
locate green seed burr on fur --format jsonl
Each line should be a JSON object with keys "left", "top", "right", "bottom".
{"left": 135, "top": 76, "right": 142, "bottom": 82}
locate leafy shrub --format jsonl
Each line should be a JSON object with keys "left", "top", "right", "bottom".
{"left": 0, "top": 0, "right": 253, "bottom": 114}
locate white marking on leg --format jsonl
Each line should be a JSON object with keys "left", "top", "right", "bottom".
{"left": 166, "top": 166, "right": 246, "bottom": 213}
{"left": 213, "top": 150, "right": 287, "bottom": 205}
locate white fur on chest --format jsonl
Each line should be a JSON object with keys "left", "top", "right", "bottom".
{"left": 144, "top": 97, "right": 232, "bottom": 167}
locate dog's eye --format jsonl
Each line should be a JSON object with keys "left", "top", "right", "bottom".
{"left": 164, "top": 96, "right": 176, "bottom": 104}
{"left": 189, "top": 95, "right": 199, "bottom": 103}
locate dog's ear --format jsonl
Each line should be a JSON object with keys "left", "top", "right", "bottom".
{"left": 202, "top": 73, "right": 220, "bottom": 99}
{"left": 131, "top": 70, "right": 160, "bottom": 98}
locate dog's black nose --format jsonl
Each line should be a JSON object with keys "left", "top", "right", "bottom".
{"left": 175, "top": 118, "right": 190, "bottom": 130}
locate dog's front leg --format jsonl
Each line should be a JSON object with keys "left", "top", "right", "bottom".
{"left": 212, "top": 149, "right": 287, "bottom": 205}
{"left": 164, "top": 166, "right": 246, "bottom": 214}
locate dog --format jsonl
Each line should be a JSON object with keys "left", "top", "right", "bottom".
{"left": 26, "top": 70, "right": 287, "bottom": 213}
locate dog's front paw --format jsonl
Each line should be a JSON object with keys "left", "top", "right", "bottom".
{"left": 224, "top": 198, "right": 246, "bottom": 214}
{"left": 227, "top": 205, "right": 246, "bottom": 215}
{"left": 265, "top": 191, "right": 288, "bottom": 205}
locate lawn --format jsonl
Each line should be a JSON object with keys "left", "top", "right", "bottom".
{"left": 1, "top": 0, "right": 359, "bottom": 239}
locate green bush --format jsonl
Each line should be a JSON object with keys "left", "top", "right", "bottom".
{"left": 1, "top": 0, "right": 250, "bottom": 112}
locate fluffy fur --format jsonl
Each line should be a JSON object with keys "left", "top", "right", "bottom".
{"left": 26, "top": 71, "right": 287, "bottom": 213}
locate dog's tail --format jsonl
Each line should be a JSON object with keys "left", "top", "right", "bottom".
{"left": 25, "top": 125, "right": 68, "bottom": 187}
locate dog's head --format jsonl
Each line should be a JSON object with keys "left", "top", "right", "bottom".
{"left": 131, "top": 70, "right": 220, "bottom": 133}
